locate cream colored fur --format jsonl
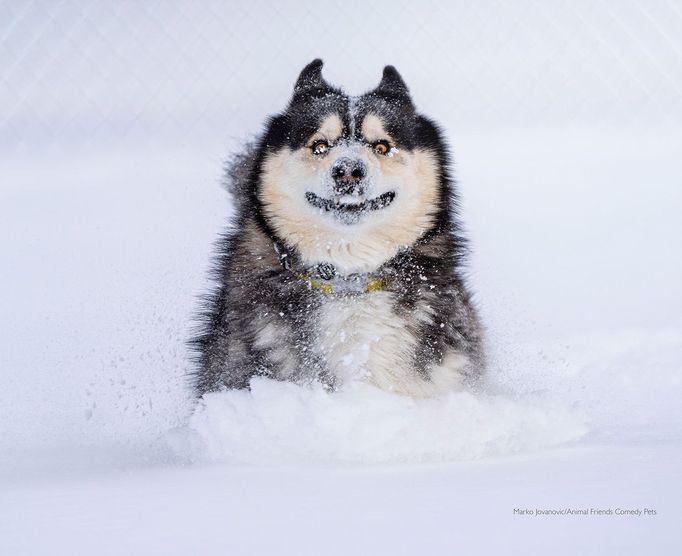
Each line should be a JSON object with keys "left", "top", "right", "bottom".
{"left": 259, "top": 113, "right": 441, "bottom": 275}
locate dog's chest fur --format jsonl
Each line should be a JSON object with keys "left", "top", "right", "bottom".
{"left": 317, "top": 291, "right": 425, "bottom": 393}
{"left": 193, "top": 223, "right": 482, "bottom": 396}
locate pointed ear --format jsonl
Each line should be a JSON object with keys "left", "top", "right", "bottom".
{"left": 376, "top": 65, "right": 410, "bottom": 97}
{"left": 293, "top": 59, "right": 326, "bottom": 93}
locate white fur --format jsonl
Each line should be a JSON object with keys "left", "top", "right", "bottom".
{"left": 427, "top": 351, "right": 469, "bottom": 393}
{"left": 254, "top": 320, "right": 297, "bottom": 379}
{"left": 317, "top": 292, "right": 466, "bottom": 397}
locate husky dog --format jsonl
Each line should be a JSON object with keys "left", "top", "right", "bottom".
{"left": 191, "top": 59, "right": 484, "bottom": 397}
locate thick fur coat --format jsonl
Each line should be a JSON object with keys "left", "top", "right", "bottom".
{"left": 191, "top": 60, "right": 484, "bottom": 397}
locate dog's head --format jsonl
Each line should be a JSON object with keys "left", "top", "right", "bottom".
{"left": 253, "top": 59, "right": 451, "bottom": 275}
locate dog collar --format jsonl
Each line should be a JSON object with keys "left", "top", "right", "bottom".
{"left": 294, "top": 271, "right": 384, "bottom": 295}
{"left": 273, "top": 241, "right": 384, "bottom": 295}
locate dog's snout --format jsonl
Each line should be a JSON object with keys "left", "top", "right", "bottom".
{"left": 331, "top": 157, "right": 366, "bottom": 193}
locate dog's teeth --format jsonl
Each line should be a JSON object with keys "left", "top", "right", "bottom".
{"left": 337, "top": 195, "right": 364, "bottom": 205}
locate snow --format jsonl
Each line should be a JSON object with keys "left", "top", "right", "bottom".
{"left": 2, "top": 2, "right": 682, "bottom": 554}
{"left": 2, "top": 444, "right": 680, "bottom": 556}
{"left": 172, "top": 379, "right": 586, "bottom": 465}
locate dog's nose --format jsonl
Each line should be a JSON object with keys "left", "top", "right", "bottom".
{"left": 331, "top": 157, "right": 366, "bottom": 194}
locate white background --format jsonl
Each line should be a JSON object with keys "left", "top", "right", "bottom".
{"left": 1, "top": 1, "right": 681, "bottom": 554}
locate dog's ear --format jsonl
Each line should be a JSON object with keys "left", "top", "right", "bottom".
{"left": 376, "top": 65, "right": 411, "bottom": 100}
{"left": 294, "top": 59, "right": 327, "bottom": 94}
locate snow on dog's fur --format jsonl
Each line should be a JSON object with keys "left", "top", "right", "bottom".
{"left": 190, "top": 59, "right": 484, "bottom": 397}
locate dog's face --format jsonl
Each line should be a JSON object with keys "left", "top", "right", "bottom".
{"left": 256, "top": 60, "right": 449, "bottom": 275}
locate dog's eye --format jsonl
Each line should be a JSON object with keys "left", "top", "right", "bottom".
{"left": 311, "top": 140, "right": 329, "bottom": 155}
{"left": 373, "top": 141, "right": 390, "bottom": 156}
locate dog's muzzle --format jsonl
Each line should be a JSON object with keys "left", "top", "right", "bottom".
{"left": 306, "top": 156, "right": 395, "bottom": 223}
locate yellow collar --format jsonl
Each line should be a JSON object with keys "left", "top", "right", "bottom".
{"left": 274, "top": 241, "right": 383, "bottom": 294}
{"left": 294, "top": 272, "right": 384, "bottom": 295}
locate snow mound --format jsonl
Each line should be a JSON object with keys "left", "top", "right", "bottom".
{"left": 170, "top": 378, "right": 586, "bottom": 465}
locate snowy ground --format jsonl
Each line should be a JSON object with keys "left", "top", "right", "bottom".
{"left": 2, "top": 444, "right": 680, "bottom": 555}
{"left": 2, "top": 2, "right": 682, "bottom": 554}
{"left": 2, "top": 127, "right": 680, "bottom": 555}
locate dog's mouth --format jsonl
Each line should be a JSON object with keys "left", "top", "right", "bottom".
{"left": 305, "top": 191, "right": 396, "bottom": 217}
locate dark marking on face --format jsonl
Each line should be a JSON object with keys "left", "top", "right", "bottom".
{"left": 263, "top": 60, "right": 429, "bottom": 153}
{"left": 251, "top": 59, "right": 454, "bottom": 244}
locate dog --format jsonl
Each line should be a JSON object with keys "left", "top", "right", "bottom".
{"left": 191, "top": 59, "right": 484, "bottom": 397}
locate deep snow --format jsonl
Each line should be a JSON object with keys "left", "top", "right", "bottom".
{"left": 2, "top": 126, "right": 679, "bottom": 556}
{"left": 174, "top": 379, "right": 586, "bottom": 465}
{"left": 2, "top": 1, "right": 682, "bottom": 554}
